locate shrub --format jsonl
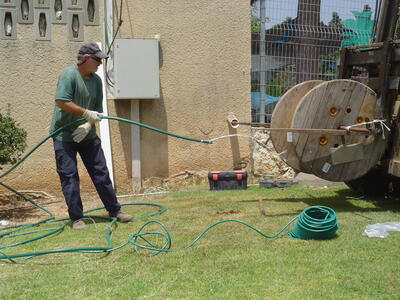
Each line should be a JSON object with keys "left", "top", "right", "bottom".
{"left": 0, "top": 110, "right": 27, "bottom": 169}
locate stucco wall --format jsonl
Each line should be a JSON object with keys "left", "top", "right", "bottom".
{"left": 109, "top": 0, "right": 251, "bottom": 192}
{"left": 0, "top": 2, "right": 104, "bottom": 194}
{"left": 0, "top": 0, "right": 251, "bottom": 194}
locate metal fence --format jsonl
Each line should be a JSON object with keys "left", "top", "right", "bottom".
{"left": 251, "top": 0, "right": 379, "bottom": 122}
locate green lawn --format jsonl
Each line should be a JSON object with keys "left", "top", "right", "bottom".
{"left": 1, "top": 184, "right": 399, "bottom": 299}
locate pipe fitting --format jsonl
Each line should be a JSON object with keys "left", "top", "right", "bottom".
{"left": 227, "top": 112, "right": 239, "bottom": 129}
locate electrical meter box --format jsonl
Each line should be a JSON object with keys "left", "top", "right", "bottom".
{"left": 113, "top": 38, "right": 160, "bottom": 99}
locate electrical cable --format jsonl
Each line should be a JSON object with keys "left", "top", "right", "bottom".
{"left": 372, "top": 0, "right": 382, "bottom": 42}
{"left": 107, "top": 0, "right": 123, "bottom": 56}
{"left": 0, "top": 117, "right": 338, "bottom": 262}
{"left": 104, "top": 0, "right": 124, "bottom": 87}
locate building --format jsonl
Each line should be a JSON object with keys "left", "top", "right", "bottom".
{"left": 0, "top": 0, "right": 251, "bottom": 193}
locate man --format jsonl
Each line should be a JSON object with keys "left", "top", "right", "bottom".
{"left": 50, "top": 42, "right": 132, "bottom": 230}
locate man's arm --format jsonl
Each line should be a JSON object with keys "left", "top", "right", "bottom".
{"left": 55, "top": 100, "right": 86, "bottom": 117}
{"left": 56, "top": 100, "right": 101, "bottom": 123}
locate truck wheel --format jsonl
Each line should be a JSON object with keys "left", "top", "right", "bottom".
{"left": 344, "top": 169, "right": 390, "bottom": 196}
{"left": 390, "top": 177, "right": 400, "bottom": 198}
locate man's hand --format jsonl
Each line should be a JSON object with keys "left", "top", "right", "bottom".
{"left": 72, "top": 122, "right": 92, "bottom": 143}
{"left": 83, "top": 109, "right": 102, "bottom": 123}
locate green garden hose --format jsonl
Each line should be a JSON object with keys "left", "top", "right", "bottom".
{"left": 128, "top": 206, "right": 338, "bottom": 256}
{"left": 0, "top": 116, "right": 338, "bottom": 262}
{"left": 0, "top": 116, "right": 212, "bottom": 180}
{"left": 288, "top": 206, "right": 339, "bottom": 240}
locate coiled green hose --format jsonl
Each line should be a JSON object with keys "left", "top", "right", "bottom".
{"left": 288, "top": 206, "right": 338, "bottom": 239}
{"left": 0, "top": 116, "right": 338, "bottom": 262}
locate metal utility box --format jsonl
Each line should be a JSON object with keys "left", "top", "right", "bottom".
{"left": 113, "top": 38, "right": 160, "bottom": 99}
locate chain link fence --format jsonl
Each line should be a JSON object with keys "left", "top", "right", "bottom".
{"left": 251, "top": 0, "right": 379, "bottom": 122}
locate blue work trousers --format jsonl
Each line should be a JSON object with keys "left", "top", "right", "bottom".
{"left": 53, "top": 137, "right": 120, "bottom": 221}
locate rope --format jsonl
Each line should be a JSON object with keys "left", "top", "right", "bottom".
{"left": 343, "top": 119, "right": 390, "bottom": 139}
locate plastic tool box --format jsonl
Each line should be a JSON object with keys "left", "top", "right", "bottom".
{"left": 208, "top": 171, "right": 248, "bottom": 190}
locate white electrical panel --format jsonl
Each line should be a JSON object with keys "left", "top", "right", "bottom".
{"left": 113, "top": 38, "right": 160, "bottom": 99}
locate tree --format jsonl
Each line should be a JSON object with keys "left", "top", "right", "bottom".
{"left": 251, "top": 4, "right": 270, "bottom": 33}
{"left": 251, "top": 16, "right": 261, "bottom": 33}
{"left": 328, "top": 12, "right": 343, "bottom": 28}
{"left": 363, "top": 5, "right": 371, "bottom": 12}
{"left": 0, "top": 108, "right": 27, "bottom": 169}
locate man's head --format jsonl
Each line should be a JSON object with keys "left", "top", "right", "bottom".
{"left": 77, "top": 42, "right": 109, "bottom": 65}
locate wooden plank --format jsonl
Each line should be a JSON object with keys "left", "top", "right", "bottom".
{"left": 309, "top": 80, "right": 365, "bottom": 179}
{"left": 292, "top": 80, "right": 348, "bottom": 173}
{"left": 389, "top": 160, "right": 400, "bottom": 176}
{"left": 343, "top": 46, "right": 400, "bottom": 66}
{"left": 339, "top": 87, "right": 387, "bottom": 180}
{"left": 345, "top": 49, "right": 384, "bottom": 65}
{"left": 291, "top": 82, "right": 327, "bottom": 172}
{"left": 334, "top": 83, "right": 371, "bottom": 180}
{"left": 270, "top": 80, "right": 323, "bottom": 172}
{"left": 388, "top": 122, "right": 400, "bottom": 176}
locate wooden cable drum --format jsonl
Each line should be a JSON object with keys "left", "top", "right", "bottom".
{"left": 291, "top": 79, "right": 388, "bottom": 181}
{"left": 270, "top": 80, "right": 324, "bottom": 172}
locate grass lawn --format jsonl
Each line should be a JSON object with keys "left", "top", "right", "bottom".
{"left": 0, "top": 184, "right": 399, "bottom": 299}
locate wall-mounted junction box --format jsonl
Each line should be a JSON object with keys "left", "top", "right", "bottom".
{"left": 113, "top": 38, "right": 160, "bottom": 99}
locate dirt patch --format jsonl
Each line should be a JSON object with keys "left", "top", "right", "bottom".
{"left": 0, "top": 191, "right": 103, "bottom": 225}
{"left": 216, "top": 209, "right": 240, "bottom": 215}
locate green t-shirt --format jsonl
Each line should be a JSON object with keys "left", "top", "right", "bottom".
{"left": 50, "top": 65, "right": 103, "bottom": 141}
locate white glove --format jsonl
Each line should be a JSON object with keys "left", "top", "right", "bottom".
{"left": 72, "top": 122, "right": 92, "bottom": 143}
{"left": 83, "top": 109, "right": 102, "bottom": 123}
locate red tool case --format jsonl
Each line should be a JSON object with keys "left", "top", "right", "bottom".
{"left": 208, "top": 171, "right": 248, "bottom": 190}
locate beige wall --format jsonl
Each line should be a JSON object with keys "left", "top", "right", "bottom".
{"left": 0, "top": 3, "right": 105, "bottom": 193}
{"left": 109, "top": 0, "right": 251, "bottom": 192}
{"left": 0, "top": 0, "right": 251, "bottom": 194}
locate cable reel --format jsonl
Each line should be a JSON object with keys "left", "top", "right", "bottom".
{"left": 270, "top": 79, "right": 389, "bottom": 182}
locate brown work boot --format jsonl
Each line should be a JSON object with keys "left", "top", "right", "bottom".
{"left": 72, "top": 219, "right": 87, "bottom": 230}
{"left": 109, "top": 211, "right": 133, "bottom": 222}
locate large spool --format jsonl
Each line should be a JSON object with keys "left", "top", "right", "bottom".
{"left": 270, "top": 80, "right": 324, "bottom": 172}
{"left": 270, "top": 79, "right": 388, "bottom": 182}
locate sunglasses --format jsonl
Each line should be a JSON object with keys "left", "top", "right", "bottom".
{"left": 90, "top": 56, "right": 102, "bottom": 62}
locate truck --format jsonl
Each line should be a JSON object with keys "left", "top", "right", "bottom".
{"left": 269, "top": 0, "right": 400, "bottom": 196}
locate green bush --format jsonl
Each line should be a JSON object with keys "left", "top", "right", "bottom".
{"left": 0, "top": 111, "right": 27, "bottom": 169}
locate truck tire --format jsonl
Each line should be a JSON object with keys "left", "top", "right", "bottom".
{"left": 390, "top": 177, "right": 400, "bottom": 198}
